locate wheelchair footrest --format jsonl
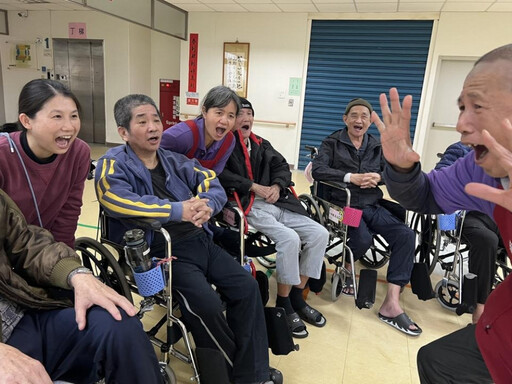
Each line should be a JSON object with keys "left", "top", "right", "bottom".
{"left": 356, "top": 269, "right": 377, "bottom": 309}
{"left": 410, "top": 263, "right": 436, "bottom": 300}
{"left": 264, "top": 307, "right": 299, "bottom": 355}
{"left": 195, "top": 347, "right": 231, "bottom": 384}
{"left": 456, "top": 273, "right": 478, "bottom": 316}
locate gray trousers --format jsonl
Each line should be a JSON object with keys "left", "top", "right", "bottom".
{"left": 247, "top": 200, "right": 329, "bottom": 286}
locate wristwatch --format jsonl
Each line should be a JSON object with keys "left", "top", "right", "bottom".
{"left": 67, "top": 267, "right": 93, "bottom": 288}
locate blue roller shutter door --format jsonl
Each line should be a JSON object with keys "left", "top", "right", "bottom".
{"left": 299, "top": 19, "right": 433, "bottom": 169}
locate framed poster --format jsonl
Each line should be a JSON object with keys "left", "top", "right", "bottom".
{"left": 222, "top": 42, "right": 249, "bottom": 97}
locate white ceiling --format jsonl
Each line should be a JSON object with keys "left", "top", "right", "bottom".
{"left": 1, "top": 0, "right": 512, "bottom": 13}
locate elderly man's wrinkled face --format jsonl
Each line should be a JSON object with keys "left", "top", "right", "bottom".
{"left": 343, "top": 105, "right": 372, "bottom": 142}
{"left": 236, "top": 108, "right": 254, "bottom": 140}
{"left": 118, "top": 104, "right": 163, "bottom": 158}
{"left": 457, "top": 59, "right": 512, "bottom": 177}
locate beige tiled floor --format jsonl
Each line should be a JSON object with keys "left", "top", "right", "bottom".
{"left": 78, "top": 144, "right": 472, "bottom": 384}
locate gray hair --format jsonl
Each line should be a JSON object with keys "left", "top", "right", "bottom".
{"left": 201, "top": 85, "right": 241, "bottom": 115}
{"left": 475, "top": 43, "right": 512, "bottom": 66}
{"left": 114, "top": 94, "right": 160, "bottom": 131}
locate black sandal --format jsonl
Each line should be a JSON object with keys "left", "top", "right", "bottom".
{"left": 286, "top": 311, "right": 308, "bottom": 338}
{"left": 297, "top": 304, "right": 326, "bottom": 327}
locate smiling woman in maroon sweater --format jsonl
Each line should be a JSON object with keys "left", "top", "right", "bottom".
{"left": 0, "top": 79, "right": 90, "bottom": 248}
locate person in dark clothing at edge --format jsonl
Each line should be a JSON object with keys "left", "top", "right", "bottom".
{"left": 0, "top": 189, "right": 162, "bottom": 384}
{"left": 372, "top": 44, "right": 512, "bottom": 384}
{"left": 312, "top": 98, "right": 419, "bottom": 336}
{"left": 95, "top": 94, "right": 280, "bottom": 384}
{"left": 435, "top": 142, "right": 502, "bottom": 324}
{"left": 219, "top": 98, "right": 329, "bottom": 339}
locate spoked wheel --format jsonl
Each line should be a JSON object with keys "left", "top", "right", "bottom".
{"left": 359, "top": 234, "right": 390, "bottom": 269}
{"left": 494, "top": 248, "right": 511, "bottom": 287}
{"left": 161, "top": 363, "right": 177, "bottom": 384}
{"left": 252, "top": 233, "right": 277, "bottom": 269}
{"left": 411, "top": 213, "right": 441, "bottom": 275}
{"left": 331, "top": 272, "right": 343, "bottom": 302}
{"left": 299, "top": 193, "right": 325, "bottom": 226}
{"left": 75, "top": 237, "right": 132, "bottom": 302}
{"left": 435, "top": 279, "right": 459, "bottom": 311}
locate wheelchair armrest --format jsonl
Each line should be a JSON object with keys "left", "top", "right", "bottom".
{"left": 317, "top": 179, "right": 348, "bottom": 191}
{"left": 121, "top": 217, "right": 162, "bottom": 231}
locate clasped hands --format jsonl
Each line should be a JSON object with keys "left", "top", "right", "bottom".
{"left": 251, "top": 183, "right": 281, "bottom": 204}
{"left": 350, "top": 172, "right": 380, "bottom": 188}
{"left": 182, "top": 197, "right": 213, "bottom": 227}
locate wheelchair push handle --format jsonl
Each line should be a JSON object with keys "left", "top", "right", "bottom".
{"left": 304, "top": 145, "right": 318, "bottom": 158}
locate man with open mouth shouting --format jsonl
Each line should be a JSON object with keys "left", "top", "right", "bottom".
{"left": 373, "top": 44, "right": 512, "bottom": 384}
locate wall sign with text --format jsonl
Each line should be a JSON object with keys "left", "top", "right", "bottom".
{"left": 222, "top": 42, "right": 249, "bottom": 98}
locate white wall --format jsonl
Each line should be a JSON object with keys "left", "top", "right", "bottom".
{"left": 415, "top": 12, "right": 512, "bottom": 169}
{"left": 180, "top": 11, "right": 512, "bottom": 168}
{"left": 1, "top": 10, "right": 181, "bottom": 144}
{"left": 180, "top": 12, "right": 310, "bottom": 164}
{"left": 4, "top": 10, "right": 512, "bottom": 162}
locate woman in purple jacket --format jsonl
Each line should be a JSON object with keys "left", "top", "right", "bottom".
{"left": 160, "top": 85, "right": 240, "bottom": 175}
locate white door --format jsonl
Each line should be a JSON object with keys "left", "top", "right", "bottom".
{"left": 422, "top": 59, "right": 475, "bottom": 172}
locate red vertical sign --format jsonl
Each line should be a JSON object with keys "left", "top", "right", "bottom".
{"left": 188, "top": 33, "right": 198, "bottom": 93}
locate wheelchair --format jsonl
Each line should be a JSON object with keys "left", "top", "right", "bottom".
{"left": 74, "top": 213, "right": 197, "bottom": 384}
{"left": 76, "top": 206, "right": 291, "bottom": 384}
{"left": 410, "top": 210, "right": 511, "bottom": 313}
{"left": 298, "top": 147, "right": 383, "bottom": 308}
{"left": 303, "top": 145, "right": 392, "bottom": 271}
{"left": 214, "top": 200, "right": 277, "bottom": 272}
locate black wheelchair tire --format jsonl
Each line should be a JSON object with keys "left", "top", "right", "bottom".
{"left": 331, "top": 272, "right": 342, "bottom": 302}
{"left": 298, "top": 193, "right": 325, "bottom": 226}
{"left": 253, "top": 233, "right": 277, "bottom": 269}
{"left": 494, "top": 248, "right": 511, "bottom": 287}
{"left": 435, "top": 279, "right": 459, "bottom": 311}
{"left": 359, "top": 234, "right": 390, "bottom": 269}
{"left": 411, "top": 213, "right": 441, "bottom": 275}
{"left": 75, "top": 237, "right": 132, "bottom": 303}
{"left": 162, "top": 363, "right": 177, "bottom": 384}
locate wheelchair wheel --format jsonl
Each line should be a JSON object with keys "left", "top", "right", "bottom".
{"left": 299, "top": 193, "right": 325, "bottom": 226}
{"left": 161, "top": 363, "right": 177, "bottom": 384}
{"left": 494, "top": 248, "right": 511, "bottom": 287}
{"left": 359, "top": 234, "right": 390, "bottom": 269}
{"left": 434, "top": 279, "right": 458, "bottom": 311}
{"left": 253, "top": 233, "right": 277, "bottom": 269}
{"left": 75, "top": 237, "right": 132, "bottom": 302}
{"left": 331, "top": 272, "right": 343, "bottom": 302}
{"left": 411, "top": 213, "right": 441, "bottom": 275}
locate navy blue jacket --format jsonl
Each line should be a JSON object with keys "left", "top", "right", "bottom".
{"left": 435, "top": 142, "right": 472, "bottom": 170}
{"left": 312, "top": 128, "right": 385, "bottom": 208}
{"left": 95, "top": 144, "right": 227, "bottom": 245}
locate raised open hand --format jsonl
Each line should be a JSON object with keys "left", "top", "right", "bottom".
{"left": 372, "top": 88, "right": 420, "bottom": 171}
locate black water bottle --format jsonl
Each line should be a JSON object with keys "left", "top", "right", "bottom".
{"left": 124, "top": 229, "right": 152, "bottom": 273}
